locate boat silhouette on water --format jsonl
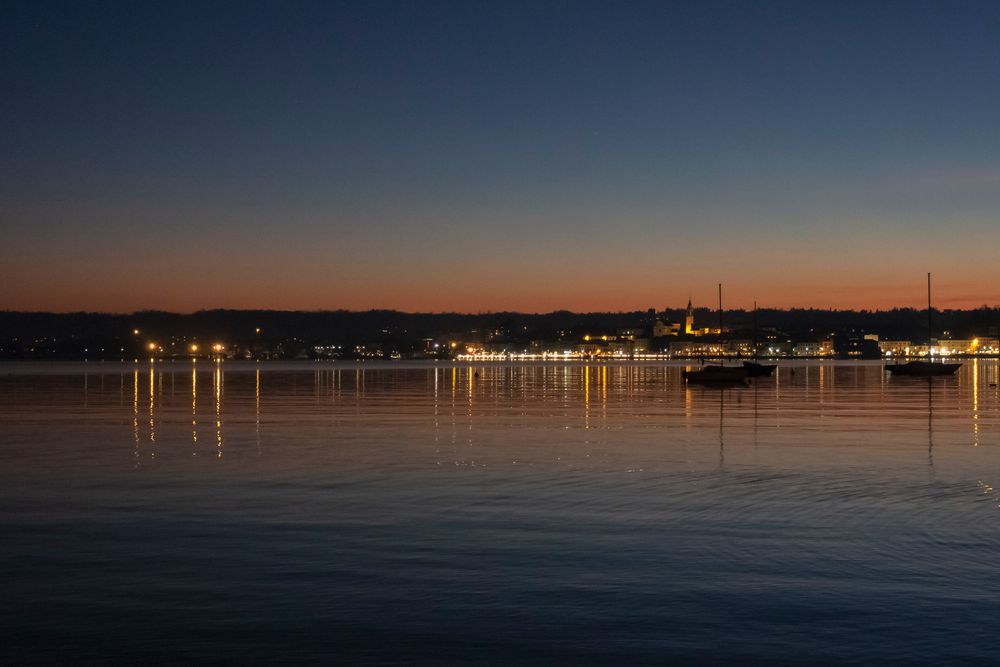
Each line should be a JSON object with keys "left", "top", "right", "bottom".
{"left": 886, "top": 273, "right": 962, "bottom": 377}
{"left": 683, "top": 286, "right": 752, "bottom": 385}
{"left": 743, "top": 361, "right": 777, "bottom": 377}
{"left": 683, "top": 365, "right": 749, "bottom": 385}
{"left": 885, "top": 360, "right": 961, "bottom": 376}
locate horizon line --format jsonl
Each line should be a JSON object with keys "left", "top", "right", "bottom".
{"left": 6, "top": 304, "right": 1000, "bottom": 317}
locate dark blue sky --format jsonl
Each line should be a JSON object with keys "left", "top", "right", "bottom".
{"left": 4, "top": 1, "right": 1000, "bottom": 312}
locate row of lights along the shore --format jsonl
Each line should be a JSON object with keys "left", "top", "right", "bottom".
{"left": 131, "top": 327, "right": 259, "bottom": 361}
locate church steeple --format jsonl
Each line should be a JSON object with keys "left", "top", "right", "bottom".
{"left": 684, "top": 297, "right": 695, "bottom": 334}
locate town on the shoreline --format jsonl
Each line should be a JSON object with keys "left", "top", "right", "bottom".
{"left": 3, "top": 300, "right": 1000, "bottom": 361}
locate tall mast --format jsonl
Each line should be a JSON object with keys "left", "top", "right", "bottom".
{"left": 927, "top": 272, "right": 932, "bottom": 347}
{"left": 718, "top": 283, "right": 723, "bottom": 333}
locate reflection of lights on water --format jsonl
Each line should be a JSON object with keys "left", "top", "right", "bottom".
{"left": 973, "top": 359, "right": 980, "bottom": 446}
{"left": 192, "top": 366, "right": 198, "bottom": 448}
{"left": 215, "top": 366, "right": 223, "bottom": 458}
{"left": 133, "top": 369, "right": 139, "bottom": 465}
{"left": 149, "top": 368, "right": 155, "bottom": 446}
{"left": 255, "top": 368, "right": 261, "bottom": 452}
{"left": 108, "top": 358, "right": 1000, "bottom": 481}
{"left": 601, "top": 365, "right": 607, "bottom": 413}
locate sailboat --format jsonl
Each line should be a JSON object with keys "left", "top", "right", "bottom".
{"left": 886, "top": 273, "right": 961, "bottom": 376}
{"left": 683, "top": 284, "right": 750, "bottom": 384}
{"left": 682, "top": 365, "right": 749, "bottom": 384}
{"left": 743, "top": 360, "right": 777, "bottom": 377}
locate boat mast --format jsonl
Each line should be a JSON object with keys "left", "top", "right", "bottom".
{"left": 718, "top": 283, "right": 723, "bottom": 333}
{"left": 927, "top": 272, "right": 932, "bottom": 349}
{"left": 753, "top": 300, "right": 758, "bottom": 359}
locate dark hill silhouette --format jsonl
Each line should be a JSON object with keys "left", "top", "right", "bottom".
{"left": 1, "top": 306, "right": 998, "bottom": 359}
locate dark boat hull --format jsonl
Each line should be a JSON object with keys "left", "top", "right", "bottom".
{"left": 743, "top": 361, "right": 777, "bottom": 377}
{"left": 886, "top": 361, "right": 961, "bottom": 376}
{"left": 683, "top": 366, "right": 749, "bottom": 384}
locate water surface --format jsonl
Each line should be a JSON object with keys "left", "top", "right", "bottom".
{"left": 2, "top": 360, "right": 1000, "bottom": 664}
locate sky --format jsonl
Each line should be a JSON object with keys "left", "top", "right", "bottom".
{"left": 3, "top": 0, "right": 1000, "bottom": 313}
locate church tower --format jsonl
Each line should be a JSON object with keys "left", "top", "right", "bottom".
{"left": 684, "top": 298, "right": 695, "bottom": 334}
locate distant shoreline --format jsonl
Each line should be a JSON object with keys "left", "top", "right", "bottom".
{"left": 3, "top": 308, "right": 999, "bottom": 362}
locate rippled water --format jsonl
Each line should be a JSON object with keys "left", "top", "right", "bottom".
{"left": 2, "top": 360, "right": 1000, "bottom": 664}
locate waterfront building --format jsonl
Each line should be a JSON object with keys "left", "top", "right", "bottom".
{"left": 793, "top": 341, "right": 835, "bottom": 357}
{"left": 934, "top": 338, "right": 1000, "bottom": 355}
{"left": 877, "top": 340, "right": 911, "bottom": 356}
{"left": 653, "top": 320, "right": 681, "bottom": 337}
{"left": 668, "top": 339, "right": 753, "bottom": 357}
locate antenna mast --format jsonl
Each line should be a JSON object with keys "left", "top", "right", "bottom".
{"left": 718, "top": 283, "right": 723, "bottom": 333}
{"left": 927, "top": 272, "right": 932, "bottom": 348}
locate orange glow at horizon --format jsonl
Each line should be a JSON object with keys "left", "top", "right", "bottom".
{"left": 4, "top": 235, "right": 999, "bottom": 313}
{"left": 5, "top": 279, "right": 999, "bottom": 313}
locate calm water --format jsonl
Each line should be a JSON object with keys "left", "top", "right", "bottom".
{"left": 3, "top": 360, "right": 1000, "bottom": 664}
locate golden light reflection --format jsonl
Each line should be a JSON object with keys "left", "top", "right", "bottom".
{"left": 214, "top": 365, "right": 223, "bottom": 458}
{"left": 972, "top": 358, "right": 979, "bottom": 447}
{"left": 601, "top": 365, "right": 607, "bottom": 405}
{"left": 432, "top": 368, "right": 441, "bottom": 455}
{"left": 148, "top": 368, "right": 155, "bottom": 447}
{"left": 601, "top": 365, "right": 608, "bottom": 428}
{"left": 132, "top": 369, "right": 139, "bottom": 465}
{"left": 819, "top": 363, "right": 825, "bottom": 411}
{"left": 255, "top": 367, "right": 261, "bottom": 457}
{"left": 192, "top": 366, "right": 198, "bottom": 449}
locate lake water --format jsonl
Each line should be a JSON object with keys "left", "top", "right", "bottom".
{"left": 2, "top": 360, "right": 1000, "bottom": 664}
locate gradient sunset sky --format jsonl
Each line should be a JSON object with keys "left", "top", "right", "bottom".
{"left": 4, "top": 1, "right": 1000, "bottom": 313}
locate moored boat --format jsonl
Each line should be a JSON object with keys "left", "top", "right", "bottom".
{"left": 886, "top": 273, "right": 962, "bottom": 377}
{"left": 885, "top": 360, "right": 961, "bottom": 376}
{"left": 683, "top": 365, "right": 749, "bottom": 384}
{"left": 743, "top": 361, "right": 776, "bottom": 377}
